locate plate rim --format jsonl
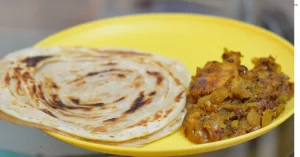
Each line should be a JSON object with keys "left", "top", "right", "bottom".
{"left": 36, "top": 13, "right": 294, "bottom": 55}
{"left": 35, "top": 13, "right": 294, "bottom": 156}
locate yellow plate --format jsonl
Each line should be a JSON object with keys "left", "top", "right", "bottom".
{"left": 35, "top": 13, "right": 294, "bottom": 156}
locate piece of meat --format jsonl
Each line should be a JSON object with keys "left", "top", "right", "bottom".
{"left": 189, "top": 51, "right": 241, "bottom": 99}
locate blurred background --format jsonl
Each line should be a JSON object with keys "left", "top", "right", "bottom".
{"left": 0, "top": 0, "right": 294, "bottom": 157}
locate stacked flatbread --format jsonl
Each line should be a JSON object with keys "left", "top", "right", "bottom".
{"left": 0, "top": 47, "right": 191, "bottom": 147}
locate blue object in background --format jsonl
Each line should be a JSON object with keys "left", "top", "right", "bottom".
{"left": 0, "top": 149, "right": 33, "bottom": 157}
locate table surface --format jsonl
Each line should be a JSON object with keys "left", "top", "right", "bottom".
{"left": 0, "top": 1, "right": 294, "bottom": 157}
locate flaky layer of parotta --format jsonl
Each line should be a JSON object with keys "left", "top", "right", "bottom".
{"left": 0, "top": 108, "right": 186, "bottom": 147}
{"left": 0, "top": 46, "right": 190, "bottom": 143}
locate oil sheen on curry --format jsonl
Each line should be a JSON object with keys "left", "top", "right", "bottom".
{"left": 183, "top": 49, "right": 294, "bottom": 144}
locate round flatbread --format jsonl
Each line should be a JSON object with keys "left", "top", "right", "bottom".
{"left": 0, "top": 46, "right": 190, "bottom": 142}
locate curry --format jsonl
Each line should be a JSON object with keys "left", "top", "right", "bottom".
{"left": 183, "top": 49, "right": 294, "bottom": 144}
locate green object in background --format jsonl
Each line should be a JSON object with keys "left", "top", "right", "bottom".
{"left": 0, "top": 149, "right": 33, "bottom": 157}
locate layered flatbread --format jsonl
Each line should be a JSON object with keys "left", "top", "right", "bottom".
{"left": 0, "top": 47, "right": 190, "bottom": 145}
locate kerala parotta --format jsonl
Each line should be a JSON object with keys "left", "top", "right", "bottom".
{"left": 0, "top": 46, "right": 190, "bottom": 142}
{"left": 0, "top": 108, "right": 186, "bottom": 147}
